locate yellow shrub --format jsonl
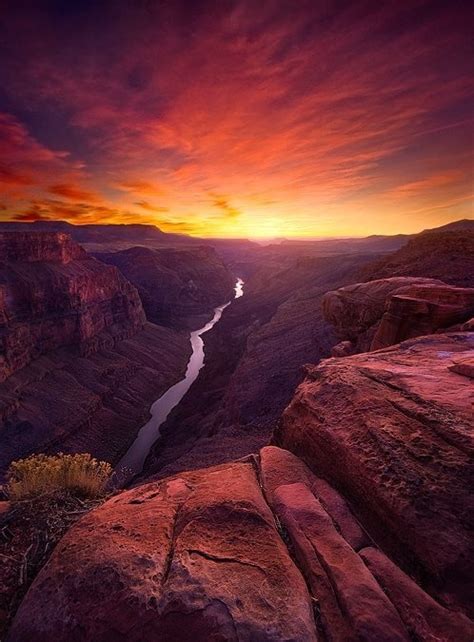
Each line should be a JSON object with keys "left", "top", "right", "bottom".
{"left": 6, "top": 453, "right": 112, "bottom": 500}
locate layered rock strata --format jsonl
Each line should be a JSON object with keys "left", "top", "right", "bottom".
{"left": 323, "top": 277, "right": 474, "bottom": 353}
{"left": 96, "top": 245, "right": 235, "bottom": 330}
{"left": 0, "top": 232, "right": 191, "bottom": 475}
{"left": 0, "top": 232, "right": 145, "bottom": 382}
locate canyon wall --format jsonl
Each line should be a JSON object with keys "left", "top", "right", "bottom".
{"left": 95, "top": 245, "right": 235, "bottom": 330}
{"left": 0, "top": 232, "right": 146, "bottom": 382}
{"left": 0, "top": 232, "right": 193, "bottom": 475}
{"left": 142, "top": 252, "right": 376, "bottom": 479}
{"left": 3, "top": 224, "right": 473, "bottom": 640}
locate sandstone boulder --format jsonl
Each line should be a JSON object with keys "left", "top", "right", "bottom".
{"left": 8, "top": 461, "right": 317, "bottom": 642}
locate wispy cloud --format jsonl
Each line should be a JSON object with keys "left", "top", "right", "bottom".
{"left": 48, "top": 183, "right": 101, "bottom": 202}
{"left": 209, "top": 194, "right": 241, "bottom": 219}
{"left": 0, "top": 2, "right": 472, "bottom": 235}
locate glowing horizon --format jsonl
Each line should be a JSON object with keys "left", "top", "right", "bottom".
{"left": 0, "top": 1, "right": 472, "bottom": 238}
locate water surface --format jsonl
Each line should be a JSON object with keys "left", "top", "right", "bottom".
{"left": 117, "top": 278, "right": 244, "bottom": 476}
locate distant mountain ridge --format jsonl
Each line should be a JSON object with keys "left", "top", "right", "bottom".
{"left": 361, "top": 227, "right": 474, "bottom": 288}
{"left": 420, "top": 218, "right": 474, "bottom": 234}
{"left": 1, "top": 217, "right": 471, "bottom": 246}
{"left": 0, "top": 220, "right": 189, "bottom": 245}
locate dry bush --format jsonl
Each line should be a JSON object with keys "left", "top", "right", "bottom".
{"left": 6, "top": 453, "right": 112, "bottom": 501}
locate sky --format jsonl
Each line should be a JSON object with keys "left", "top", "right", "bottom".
{"left": 0, "top": 0, "right": 472, "bottom": 238}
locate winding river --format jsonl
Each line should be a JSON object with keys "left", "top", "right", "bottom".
{"left": 117, "top": 278, "right": 244, "bottom": 477}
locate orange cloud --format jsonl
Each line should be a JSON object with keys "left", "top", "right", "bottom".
{"left": 135, "top": 200, "right": 169, "bottom": 212}
{"left": 209, "top": 194, "right": 241, "bottom": 219}
{"left": 117, "top": 181, "right": 166, "bottom": 196}
{"left": 48, "top": 183, "right": 101, "bottom": 202}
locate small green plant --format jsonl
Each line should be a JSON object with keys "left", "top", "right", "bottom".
{"left": 6, "top": 453, "right": 112, "bottom": 501}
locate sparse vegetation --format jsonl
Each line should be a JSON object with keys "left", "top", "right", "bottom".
{"left": 6, "top": 453, "right": 112, "bottom": 501}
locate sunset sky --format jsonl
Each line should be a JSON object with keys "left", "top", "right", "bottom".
{"left": 0, "top": 0, "right": 472, "bottom": 238}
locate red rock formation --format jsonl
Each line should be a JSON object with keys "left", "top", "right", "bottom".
{"left": 0, "top": 232, "right": 146, "bottom": 382}
{"left": 360, "top": 547, "right": 474, "bottom": 642}
{"left": 275, "top": 332, "right": 474, "bottom": 616}
{"left": 323, "top": 277, "right": 474, "bottom": 353}
{"left": 371, "top": 283, "right": 474, "bottom": 350}
{"left": 0, "top": 323, "right": 190, "bottom": 475}
{"left": 9, "top": 446, "right": 473, "bottom": 641}
{"left": 8, "top": 460, "right": 318, "bottom": 642}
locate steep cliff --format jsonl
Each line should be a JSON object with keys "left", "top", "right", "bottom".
{"left": 275, "top": 332, "right": 474, "bottom": 615}
{"left": 0, "top": 232, "right": 146, "bottom": 382}
{"left": 95, "top": 245, "right": 235, "bottom": 330}
{"left": 0, "top": 232, "right": 191, "bottom": 475}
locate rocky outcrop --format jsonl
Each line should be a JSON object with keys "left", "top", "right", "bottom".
{"left": 8, "top": 458, "right": 317, "bottom": 642}
{"left": 275, "top": 332, "right": 474, "bottom": 615}
{"left": 96, "top": 245, "right": 235, "bottom": 330}
{"left": 323, "top": 277, "right": 474, "bottom": 353}
{"left": 371, "top": 283, "right": 474, "bottom": 349}
{"left": 9, "top": 445, "right": 473, "bottom": 641}
{"left": 0, "top": 232, "right": 146, "bottom": 382}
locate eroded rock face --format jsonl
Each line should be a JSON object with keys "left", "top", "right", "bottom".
{"left": 95, "top": 245, "right": 235, "bottom": 330}
{"left": 0, "top": 232, "right": 146, "bottom": 382}
{"left": 275, "top": 333, "right": 474, "bottom": 615}
{"left": 323, "top": 277, "right": 474, "bottom": 353}
{"left": 0, "top": 323, "right": 190, "bottom": 475}
{"left": 9, "top": 447, "right": 473, "bottom": 641}
{"left": 371, "top": 283, "right": 474, "bottom": 350}
{"left": 0, "top": 232, "right": 194, "bottom": 475}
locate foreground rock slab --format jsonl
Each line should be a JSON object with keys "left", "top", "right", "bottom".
{"left": 9, "top": 445, "right": 473, "bottom": 641}
{"left": 8, "top": 461, "right": 317, "bottom": 642}
{"left": 276, "top": 332, "right": 474, "bottom": 615}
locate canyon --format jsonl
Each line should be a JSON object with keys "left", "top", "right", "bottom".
{"left": 0, "top": 231, "right": 234, "bottom": 477}
{"left": 0, "top": 221, "right": 473, "bottom": 640}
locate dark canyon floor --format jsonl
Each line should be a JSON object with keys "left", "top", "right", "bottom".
{"left": 0, "top": 219, "right": 473, "bottom": 641}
